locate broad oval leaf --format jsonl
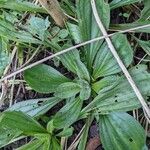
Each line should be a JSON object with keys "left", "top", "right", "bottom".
{"left": 99, "top": 112, "right": 147, "bottom": 150}
{"left": 54, "top": 82, "right": 81, "bottom": 99}
{"left": 77, "top": 0, "right": 110, "bottom": 69}
{"left": 93, "top": 33, "right": 133, "bottom": 79}
{"left": 24, "top": 64, "right": 70, "bottom": 93}
{"left": 7, "top": 97, "right": 62, "bottom": 118}
{"left": 0, "top": 111, "right": 47, "bottom": 135}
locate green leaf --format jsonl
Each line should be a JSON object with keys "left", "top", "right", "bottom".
{"left": 14, "top": 31, "right": 41, "bottom": 44}
{"left": 54, "top": 80, "right": 91, "bottom": 101}
{"left": 83, "top": 65, "right": 150, "bottom": 113}
{"left": 0, "top": 111, "right": 47, "bottom": 135}
{"left": 58, "top": 44, "right": 81, "bottom": 73}
{"left": 77, "top": 0, "right": 110, "bottom": 69}
{"left": 2, "top": 11, "right": 19, "bottom": 24}
{"left": 61, "top": 0, "right": 76, "bottom": 17}
{"left": 17, "top": 134, "right": 52, "bottom": 150}
{"left": 0, "top": 0, "right": 46, "bottom": 13}
{"left": 139, "top": 0, "right": 150, "bottom": 21}
{"left": 110, "top": 0, "right": 140, "bottom": 10}
{"left": 0, "top": 17, "right": 41, "bottom": 44}
{"left": 27, "top": 16, "right": 50, "bottom": 41}
{"left": 55, "top": 82, "right": 81, "bottom": 99}
{"left": 110, "top": 21, "right": 150, "bottom": 33}
{"left": 136, "top": 39, "right": 150, "bottom": 56}
{"left": 92, "top": 75, "right": 119, "bottom": 93}
{"left": 0, "top": 37, "right": 10, "bottom": 77}
{"left": 99, "top": 112, "right": 147, "bottom": 150}
{"left": 47, "top": 120, "right": 54, "bottom": 134}
{"left": 57, "top": 29, "right": 69, "bottom": 39}
{"left": 7, "top": 97, "right": 62, "bottom": 118}
{"left": 93, "top": 33, "right": 133, "bottom": 79}
{"left": 56, "top": 127, "right": 73, "bottom": 137}
{"left": 50, "top": 137, "right": 61, "bottom": 150}
{"left": 52, "top": 98, "right": 82, "bottom": 129}
{"left": 75, "top": 60, "right": 90, "bottom": 82}
{"left": 78, "top": 116, "right": 93, "bottom": 150}
{"left": 24, "top": 64, "right": 70, "bottom": 93}
{"left": 0, "top": 125, "right": 22, "bottom": 148}
{"left": 58, "top": 44, "right": 90, "bottom": 82}
{"left": 16, "top": 139, "right": 44, "bottom": 150}
{"left": 34, "top": 134, "right": 60, "bottom": 150}
{"left": 67, "top": 23, "right": 82, "bottom": 44}
{"left": 79, "top": 80, "right": 91, "bottom": 100}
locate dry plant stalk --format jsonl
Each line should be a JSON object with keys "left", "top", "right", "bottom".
{"left": 86, "top": 136, "right": 101, "bottom": 150}
{"left": 0, "top": 24, "right": 150, "bottom": 83}
{"left": 38, "top": 0, "right": 67, "bottom": 27}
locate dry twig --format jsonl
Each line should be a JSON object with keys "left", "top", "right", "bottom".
{"left": 0, "top": 24, "right": 150, "bottom": 83}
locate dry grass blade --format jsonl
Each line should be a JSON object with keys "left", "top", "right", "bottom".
{"left": 68, "top": 125, "right": 85, "bottom": 150}
{"left": 0, "top": 24, "right": 150, "bottom": 83}
{"left": 86, "top": 136, "right": 101, "bottom": 150}
{"left": 91, "top": 0, "right": 150, "bottom": 118}
{"left": 0, "top": 47, "right": 17, "bottom": 107}
{"left": 38, "top": 0, "right": 67, "bottom": 27}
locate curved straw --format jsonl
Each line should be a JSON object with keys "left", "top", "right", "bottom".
{"left": 0, "top": 26, "right": 150, "bottom": 83}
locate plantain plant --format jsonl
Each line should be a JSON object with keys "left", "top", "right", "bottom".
{"left": 0, "top": 0, "right": 150, "bottom": 150}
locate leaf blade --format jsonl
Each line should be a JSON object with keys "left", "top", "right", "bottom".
{"left": 7, "top": 97, "right": 62, "bottom": 118}
{"left": 24, "top": 64, "right": 70, "bottom": 93}
{"left": 84, "top": 65, "right": 150, "bottom": 113}
{"left": 99, "top": 112, "right": 147, "bottom": 150}
{"left": 110, "top": 0, "right": 140, "bottom": 10}
{"left": 54, "top": 82, "right": 81, "bottom": 99}
{"left": 0, "top": 111, "right": 47, "bottom": 135}
{"left": 93, "top": 33, "right": 133, "bottom": 79}
{"left": 0, "top": 37, "right": 10, "bottom": 77}
{"left": 52, "top": 98, "right": 82, "bottom": 129}
{"left": 77, "top": 0, "right": 110, "bottom": 69}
